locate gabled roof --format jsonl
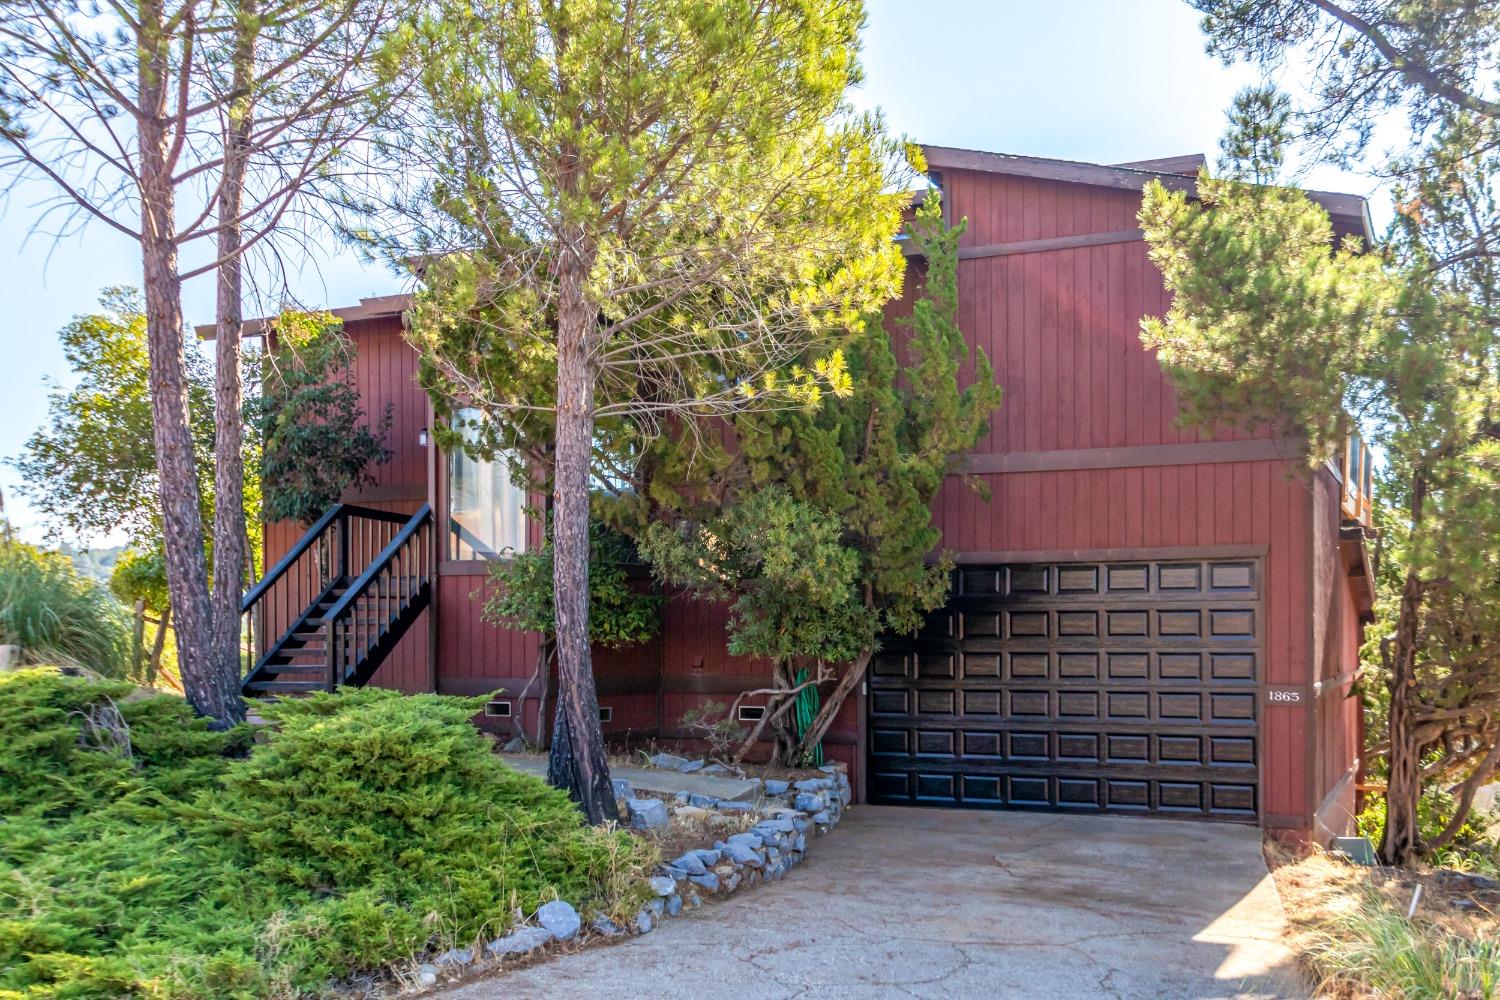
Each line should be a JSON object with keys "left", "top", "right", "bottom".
{"left": 921, "top": 145, "right": 1374, "bottom": 247}
{"left": 195, "top": 294, "right": 411, "bottom": 340}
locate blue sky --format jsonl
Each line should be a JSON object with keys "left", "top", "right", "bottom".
{"left": 0, "top": 0, "right": 1380, "bottom": 547}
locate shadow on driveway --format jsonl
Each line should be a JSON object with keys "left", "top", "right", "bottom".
{"left": 438, "top": 806, "right": 1309, "bottom": 999}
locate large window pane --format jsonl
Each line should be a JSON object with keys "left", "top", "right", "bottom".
{"left": 448, "top": 409, "right": 527, "bottom": 559}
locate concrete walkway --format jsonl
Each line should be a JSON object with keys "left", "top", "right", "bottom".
{"left": 439, "top": 806, "right": 1307, "bottom": 1000}
{"left": 499, "top": 753, "right": 761, "bottom": 802}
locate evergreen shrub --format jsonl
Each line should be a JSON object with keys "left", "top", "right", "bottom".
{"left": 0, "top": 671, "right": 653, "bottom": 998}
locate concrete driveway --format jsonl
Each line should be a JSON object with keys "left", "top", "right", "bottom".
{"left": 439, "top": 806, "right": 1307, "bottom": 1000}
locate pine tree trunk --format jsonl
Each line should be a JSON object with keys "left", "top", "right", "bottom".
{"left": 137, "top": 4, "right": 237, "bottom": 727}
{"left": 545, "top": 234, "right": 618, "bottom": 824}
{"left": 208, "top": 3, "right": 256, "bottom": 720}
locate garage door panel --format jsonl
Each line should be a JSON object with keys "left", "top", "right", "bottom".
{"left": 869, "top": 558, "right": 1262, "bottom": 823}
{"left": 961, "top": 652, "right": 1003, "bottom": 678}
{"left": 871, "top": 721, "right": 1259, "bottom": 755}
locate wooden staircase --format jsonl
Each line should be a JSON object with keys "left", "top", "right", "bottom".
{"left": 241, "top": 504, "right": 433, "bottom": 697}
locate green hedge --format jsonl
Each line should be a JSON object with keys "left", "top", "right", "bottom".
{"left": 0, "top": 671, "right": 653, "bottom": 998}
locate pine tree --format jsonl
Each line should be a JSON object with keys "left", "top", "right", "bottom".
{"left": 378, "top": 0, "right": 909, "bottom": 821}
{"left": 1164, "top": 0, "right": 1500, "bottom": 864}
{"left": 1139, "top": 140, "right": 1500, "bottom": 866}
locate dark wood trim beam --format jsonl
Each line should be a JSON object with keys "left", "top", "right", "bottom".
{"left": 443, "top": 672, "right": 798, "bottom": 699}
{"left": 948, "top": 544, "right": 1269, "bottom": 565}
{"left": 438, "top": 676, "right": 531, "bottom": 696}
{"left": 958, "top": 437, "right": 1306, "bottom": 475}
{"left": 342, "top": 483, "right": 427, "bottom": 504}
{"left": 958, "top": 228, "right": 1143, "bottom": 261}
{"left": 654, "top": 727, "right": 855, "bottom": 747}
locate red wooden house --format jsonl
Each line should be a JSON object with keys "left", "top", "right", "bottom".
{"left": 227, "top": 146, "right": 1376, "bottom": 844}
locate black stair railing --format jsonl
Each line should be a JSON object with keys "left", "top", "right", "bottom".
{"left": 240, "top": 504, "right": 419, "bottom": 685}
{"left": 322, "top": 504, "right": 432, "bottom": 690}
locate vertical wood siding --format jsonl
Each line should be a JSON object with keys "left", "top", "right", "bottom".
{"left": 917, "top": 165, "right": 1327, "bottom": 827}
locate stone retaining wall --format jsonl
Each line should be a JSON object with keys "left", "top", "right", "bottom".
{"left": 411, "top": 762, "right": 852, "bottom": 989}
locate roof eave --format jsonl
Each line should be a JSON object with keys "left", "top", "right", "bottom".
{"left": 920, "top": 144, "right": 1374, "bottom": 249}
{"left": 195, "top": 293, "right": 412, "bottom": 340}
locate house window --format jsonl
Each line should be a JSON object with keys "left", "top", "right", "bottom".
{"left": 448, "top": 409, "right": 528, "bottom": 560}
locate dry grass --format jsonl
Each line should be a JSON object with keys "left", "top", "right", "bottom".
{"left": 1267, "top": 843, "right": 1500, "bottom": 998}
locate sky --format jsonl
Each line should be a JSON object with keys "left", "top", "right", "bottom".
{"left": 0, "top": 0, "right": 1383, "bottom": 548}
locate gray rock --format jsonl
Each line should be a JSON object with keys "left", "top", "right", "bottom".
{"left": 812, "top": 809, "right": 832, "bottom": 826}
{"left": 677, "top": 758, "right": 706, "bottom": 773}
{"left": 690, "top": 847, "right": 721, "bottom": 866}
{"left": 673, "top": 791, "right": 689, "bottom": 805}
{"left": 535, "top": 899, "right": 581, "bottom": 941}
{"left": 433, "top": 947, "right": 473, "bottom": 967}
{"left": 755, "top": 817, "right": 796, "bottom": 835}
{"left": 648, "top": 875, "right": 677, "bottom": 896}
{"left": 647, "top": 896, "right": 665, "bottom": 916}
{"left": 763, "top": 778, "right": 790, "bottom": 795}
{"left": 791, "top": 815, "right": 809, "bottom": 833}
{"left": 502, "top": 736, "right": 528, "bottom": 752}
{"left": 670, "top": 852, "right": 707, "bottom": 875}
{"left": 688, "top": 793, "right": 718, "bottom": 808}
{"left": 486, "top": 926, "right": 554, "bottom": 956}
{"left": 794, "top": 792, "right": 825, "bottom": 812}
{"left": 723, "top": 871, "right": 742, "bottom": 892}
{"left": 795, "top": 777, "right": 835, "bottom": 792}
{"left": 686, "top": 893, "right": 702, "bottom": 908}
{"left": 417, "top": 964, "right": 439, "bottom": 987}
{"left": 612, "top": 778, "right": 634, "bottom": 800}
{"left": 660, "top": 863, "right": 689, "bottom": 880}
{"left": 689, "top": 871, "right": 720, "bottom": 893}
{"left": 818, "top": 764, "right": 838, "bottom": 774}
{"left": 665, "top": 893, "right": 683, "bottom": 916}
{"left": 715, "top": 800, "right": 753, "bottom": 813}
{"left": 794, "top": 832, "right": 806, "bottom": 851}
{"left": 727, "top": 831, "right": 764, "bottom": 850}
{"left": 724, "top": 842, "right": 763, "bottom": 867}
{"left": 700, "top": 762, "right": 729, "bottom": 775}
{"left": 626, "top": 797, "right": 669, "bottom": 830}
{"left": 591, "top": 915, "right": 625, "bottom": 937}
{"left": 635, "top": 909, "right": 654, "bottom": 934}
{"left": 650, "top": 752, "right": 691, "bottom": 769}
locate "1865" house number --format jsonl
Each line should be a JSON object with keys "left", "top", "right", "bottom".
{"left": 1266, "top": 688, "right": 1303, "bottom": 704}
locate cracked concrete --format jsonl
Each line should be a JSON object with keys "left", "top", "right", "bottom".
{"left": 435, "top": 806, "right": 1308, "bottom": 999}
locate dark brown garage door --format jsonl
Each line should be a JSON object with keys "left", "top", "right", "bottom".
{"left": 867, "top": 559, "right": 1261, "bottom": 821}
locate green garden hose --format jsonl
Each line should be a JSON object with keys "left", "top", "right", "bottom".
{"left": 792, "top": 667, "right": 824, "bottom": 766}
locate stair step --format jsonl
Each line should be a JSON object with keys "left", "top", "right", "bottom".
{"left": 261, "top": 664, "right": 326, "bottom": 676}
{"left": 245, "top": 680, "right": 330, "bottom": 693}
